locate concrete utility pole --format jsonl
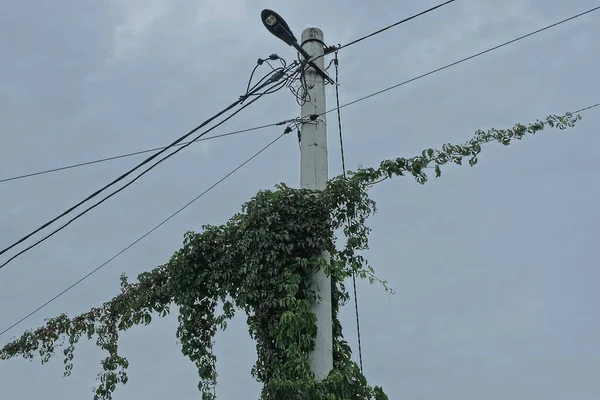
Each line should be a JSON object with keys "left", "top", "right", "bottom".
{"left": 299, "top": 27, "right": 333, "bottom": 381}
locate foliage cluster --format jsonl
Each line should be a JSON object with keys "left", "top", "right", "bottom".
{"left": 1, "top": 112, "right": 581, "bottom": 399}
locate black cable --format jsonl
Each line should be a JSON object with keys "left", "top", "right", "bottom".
{"left": 244, "top": 55, "right": 292, "bottom": 100}
{"left": 334, "top": 57, "right": 347, "bottom": 177}
{"left": 0, "top": 131, "right": 288, "bottom": 338}
{"left": 257, "top": 70, "right": 292, "bottom": 95}
{"left": 298, "top": 0, "right": 458, "bottom": 67}
{"left": 244, "top": 54, "right": 286, "bottom": 100}
{"left": 0, "top": 124, "right": 283, "bottom": 184}
{"left": 0, "top": 66, "right": 290, "bottom": 260}
{"left": 573, "top": 103, "right": 600, "bottom": 113}
{"left": 339, "top": 0, "right": 456, "bottom": 51}
{"left": 246, "top": 63, "right": 262, "bottom": 95}
{"left": 0, "top": 87, "right": 277, "bottom": 270}
{"left": 247, "top": 68, "right": 283, "bottom": 96}
{"left": 316, "top": 6, "right": 600, "bottom": 119}
{"left": 333, "top": 52, "right": 364, "bottom": 374}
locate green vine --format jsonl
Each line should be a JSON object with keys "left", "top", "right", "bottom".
{"left": 1, "top": 112, "right": 581, "bottom": 399}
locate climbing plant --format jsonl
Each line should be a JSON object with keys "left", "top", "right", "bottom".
{"left": 1, "top": 111, "right": 582, "bottom": 399}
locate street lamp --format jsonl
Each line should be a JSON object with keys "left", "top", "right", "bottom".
{"left": 260, "top": 9, "right": 334, "bottom": 84}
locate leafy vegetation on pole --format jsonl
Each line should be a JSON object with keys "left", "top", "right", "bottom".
{"left": 1, "top": 112, "right": 581, "bottom": 399}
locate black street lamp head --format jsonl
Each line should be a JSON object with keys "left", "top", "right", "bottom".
{"left": 261, "top": 9, "right": 298, "bottom": 46}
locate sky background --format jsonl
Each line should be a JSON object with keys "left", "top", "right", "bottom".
{"left": 1, "top": 0, "right": 599, "bottom": 399}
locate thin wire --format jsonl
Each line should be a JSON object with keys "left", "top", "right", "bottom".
{"left": 573, "top": 103, "right": 600, "bottom": 113}
{"left": 247, "top": 67, "right": 285, "bottom": 96}
{"left": 0, "top": 67, "right": 289, "bottom": 259}
{"left": 243, "top": 55, "right": 288, "bottom": 102}
{"left": 338, "top": 0, "right": 456, "bottom": 51}
{"left": 0, "top": 124, "right": 282, "bottom": 184}
{"left": 334, "top": 58, "right": 347, "bottom": 177}
{"left": 333, "top": 52, "right": 363, "bottom": 374}
{"left": 0, "top": 132, "right": 287, "bottom": 338}
{"left": 316, "top": 5, "right": 600, "bottom": 119}
{"left": 365, "top": 102, "right": 599, "bottom": 190}
{"left": 0, "top": 90, "right": 274, "bottom": 270}
{"left": 246, "top": 63, "right": 262, "bottom": 95}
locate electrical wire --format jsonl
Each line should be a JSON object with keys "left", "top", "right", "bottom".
{"left": 0, "top": 64, "right": 296, "bottom": 262}
{"left": 298, "top": 0, "right": 458, "bottom": 66}
{"left": 333, "top": 52, "right": 364, "bottom": 374}
{"left": 244, "top": 55, "right": 293, "bottom": 99}
{"left": 244, "top": 55, "right": 285, "bottom": 100}
{"left": 338, "top": 0, "right": 456, "bottom": 51}
{"left": 315, "top": 5, "right": 600, "bottom": 119}
{"left": 1, "top": 62, "right": 302, "bottom": 268}
{"left": 0, "top": 131, "right": 288, "bottom": 338}
{"left": 366, "top": 102, "right": 599, "bottom": 190}
{"left": 573, "top": 103, "right": 600, "bottom": 113}
{"left": 0, "top": 124, "right": 284, "bottom": 184}
{"left": 0, "top": 82, "right": 289, "bottom": 270}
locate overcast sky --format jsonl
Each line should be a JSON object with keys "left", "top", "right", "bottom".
{"left": 1, "top": 0, "right": 599, "bottom": 399}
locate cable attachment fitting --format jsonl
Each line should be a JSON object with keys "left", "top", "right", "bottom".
{"left": 298, "top": 114, "right": 326, "bottom": 127}
{"left": 269, "top": 70, "right": 285, "bottom": 82}
{"left": 324, "top": 44, "right": 340, "bottom": 54}
{"left": 257, "top": 54, "right": 280, "bottom": 66}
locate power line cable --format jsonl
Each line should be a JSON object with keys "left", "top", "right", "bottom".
{"left": 304, "top": 0, "right": 458, "bottom": 62}
{"left": 337, "top": 0, "right": 456, "bottom": 51}
{"left": 0, "top": 124, "right": 282, "bottom": 184}
{"left": 333, "top": 51, "right": 364, "bottom": 374}
{"left": 0, "top": 63, "right": 296, "bottom": 261}
{"left": 0, "top": 84, "right": 287, "bottom": 270}
{"left": 573, "top": 103, "right": 600, "bottom": 113}
{"left": 0, "top": 131, "right": 288, "bottom": 338}
{"left": 365, "top": 102, "right": 599, "bottom": 189}
{"left": 316, "top": 5, "right": 600, "bottom": 118}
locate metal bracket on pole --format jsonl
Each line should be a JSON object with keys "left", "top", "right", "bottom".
{"left": 294, "top": 41, "right": 335, "bottom": 85}
{"left": 301, "top": 116, "right": 326, "bottom": 126}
